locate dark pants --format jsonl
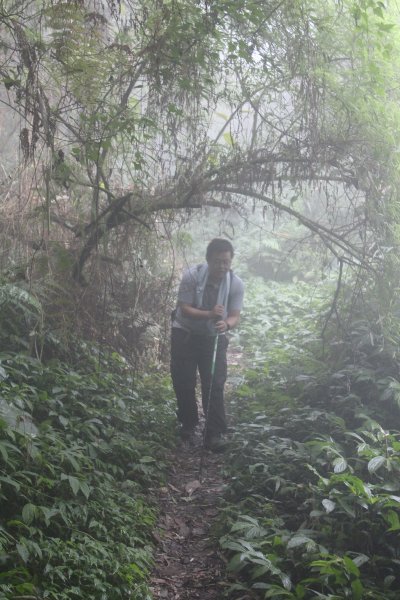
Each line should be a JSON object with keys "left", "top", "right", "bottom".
{"left": 170, "top": 328, "right": 228, "bottom": 437}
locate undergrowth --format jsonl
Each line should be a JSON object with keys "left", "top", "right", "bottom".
{"left": 0, "top": 344, "right": 176, "bottom": 599}
{"left": 221, "top": 277, "right": 400, "bottom": 599}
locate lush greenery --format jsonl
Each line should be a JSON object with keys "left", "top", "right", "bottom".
{"left": 3, "top": 0, "right": 400, "bottom": 598}
{"left": 220, "top": 276, "right": 400, "bottom": 599}
{"left": 0, "top": 315, "right": 176, "bottom": 599}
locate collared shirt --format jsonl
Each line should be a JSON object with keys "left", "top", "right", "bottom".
{"left": 172, "top": 264, "right": 244, "bottom": 335}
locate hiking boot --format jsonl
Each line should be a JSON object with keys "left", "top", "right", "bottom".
{"left": 204, "top": 434, "right": 227, "bottom": 452}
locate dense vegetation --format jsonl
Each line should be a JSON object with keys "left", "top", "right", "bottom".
{"left": 2, "top": 0, "right": 400, "bottom": 598}
{"left": 0, "top": 289, "right": 176, "bottom": 599}
{"left": 220, "top": 277, "right": 400, "bottom": 598}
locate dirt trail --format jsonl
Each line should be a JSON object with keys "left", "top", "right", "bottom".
{"left": 150, "top": 433, "right": 229, "bottom": 599}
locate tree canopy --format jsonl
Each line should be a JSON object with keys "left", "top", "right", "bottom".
{"left": 2, "top": 0, "right": 400, "bottom": 285}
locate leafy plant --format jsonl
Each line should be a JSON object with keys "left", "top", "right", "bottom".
{"left": 219, "top": 278, "right": 400, "bottom": 599}
{"left": 0, "top": 349, "right": 176, "bottom": 599}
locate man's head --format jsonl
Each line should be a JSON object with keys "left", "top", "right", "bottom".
{"left": 206, "top": 238, "right": 234, "bottom": 281}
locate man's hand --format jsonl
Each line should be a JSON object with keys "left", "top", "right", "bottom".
{"left": 209, "top": 304, "right": 225, "bottom": 319}
{"left": 215, "top": 319, "right": 228, "bottom": 333}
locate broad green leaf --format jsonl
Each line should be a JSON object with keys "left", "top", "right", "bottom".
{"left": 227, "top": 552, "right": 245, "bottom": 571}
{"left": 351, "top": 577, "right": 363, "bottom": 600}
{"left": 16, "top": 543, "right": 29, "bottom": 563}
{"left": 385, "top": 509, "right": 400, "bottom": 531}
{"left": 287, "top": 535, "right": 313, "bottom": 549}
{"left": 220, "top": 539, "right": 248, "bottom": 552}
{"left": 0, "top": 475, "right": 20, "bottom": 490}
{"left": 68, "top": 476, "right": 80, "bottom": 496}
{"left": 30, "top": 540, "right": 43, "bottom": 559}
{"left": 40, "top": 506, "right": 59, "bottom": 526}
{"left": 343, "top": 555, "right": 360, "bottom": 576}
{"left": 80, "top": 481, "right": 91, "bottom": 499}
{"left": 337, "top": 498, "right": 356, "bottom": 517}
{"left": 368, "top": 455, "right": 386, "bottom": 473}
{"left": 0, "top": 441, "right": 8, "bottom": 461}
{"left": 333, "top": 457, "right": 347, "bottom": 473}
{"left": 140, "top": 456, "right": 156, "bottom": 463}
{"left": 22, "top": 503, "right": 36, "bottom": 525}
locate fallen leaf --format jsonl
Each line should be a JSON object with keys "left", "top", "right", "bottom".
{"left": 184, "top": 479, "right": 201, "bottom": 495}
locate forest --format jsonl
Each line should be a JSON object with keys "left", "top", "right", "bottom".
{"left": 2, "top": 0, "right": 400, "bottom": 598}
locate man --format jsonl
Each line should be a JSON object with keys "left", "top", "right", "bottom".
{"left": 170, "top": 238, "right": 244, "bottom": 450}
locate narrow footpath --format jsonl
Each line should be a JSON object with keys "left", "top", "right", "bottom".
{"left": 150, "top": 433, "right": 230, "bottom": 599}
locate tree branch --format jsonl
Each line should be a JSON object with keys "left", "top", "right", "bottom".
{"left": 208, "top": 184, "right": 366, "bottom": 262}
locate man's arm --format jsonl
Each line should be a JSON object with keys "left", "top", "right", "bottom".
{"left": 215, "top": 309, "right": 240, "bottom": 333}
{"left": 180, "top": 302, "right": 224, "bottom": 320}
{"left": 181, "top": 303, "right": 239, "bottom": 333}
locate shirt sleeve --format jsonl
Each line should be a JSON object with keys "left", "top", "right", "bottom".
{"left": 177, "top": 267, "right": 197, "bottom": 305}
{"left": 228, "top": 275, "right": 244, "bottom": 312}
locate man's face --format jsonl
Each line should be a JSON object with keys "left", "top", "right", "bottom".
{"left": 207, "top": 251, "right": 232, "bottom": 281}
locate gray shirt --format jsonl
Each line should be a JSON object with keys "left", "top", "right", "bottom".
{"left": 172, "top": 264, "right": 244, "bottom": 335}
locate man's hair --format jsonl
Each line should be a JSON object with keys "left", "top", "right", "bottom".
{"left": 206, "top": 238, "right": 234, "bottom": 261}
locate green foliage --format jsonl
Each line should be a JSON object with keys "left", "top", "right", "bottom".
{"left": 0, "top": 283, "right": 44, "bottom": 353}
{"left": 240, "top": 278, "right": 329, "bottom": 365}
{"left": 0, "top": 350, "right": 176, "bottom": 599}
{"left": 220, "top": 278, "right": 400, "bottom": 598}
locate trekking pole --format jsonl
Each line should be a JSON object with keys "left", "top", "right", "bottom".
{"left": 198, "top": 333, "right": 219, "bottom": 481}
